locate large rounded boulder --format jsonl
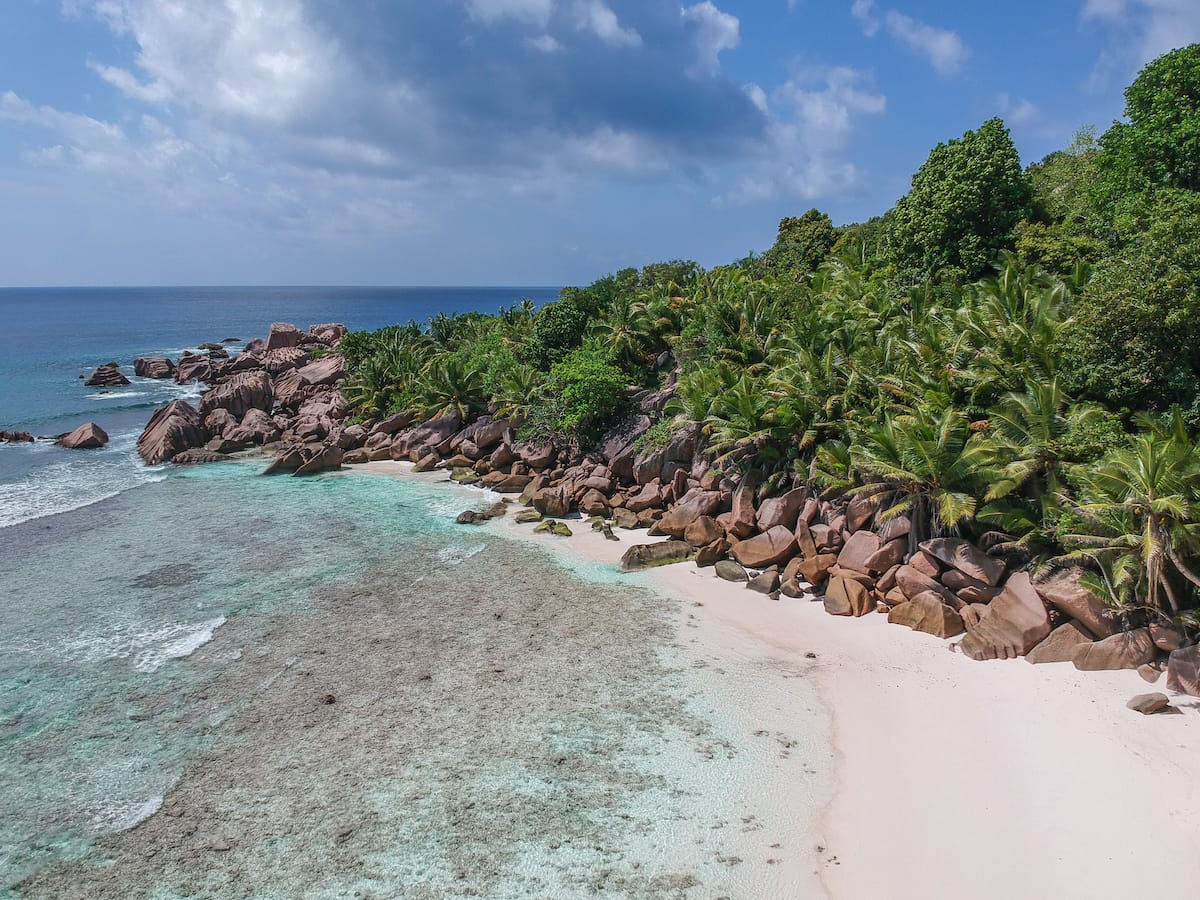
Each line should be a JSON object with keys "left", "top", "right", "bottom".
{"left": 137, "top": 400, "right": 208, "bottom": 465}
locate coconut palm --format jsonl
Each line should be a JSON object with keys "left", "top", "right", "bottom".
{"left": 415, "top": 355, "right": 488, "bottom": 419}
{"left": 985, "top": 379, "right": 1104, "bottom": 512}
{"left": 850, "top": 404, "right": 997, "bottom": 553}
{"left": 1062, "top": 415, "right": 1200, "bottom": 617}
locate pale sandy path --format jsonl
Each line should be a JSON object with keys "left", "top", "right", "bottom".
{"left": 362, "top": 461, "right": 1200, "bottom": 899}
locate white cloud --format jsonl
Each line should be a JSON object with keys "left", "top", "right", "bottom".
{"left": 1082, "top": 0, "right": 1127, "bottom": 18}
{"left": 1081, "top": 0, "right": 1200, "bottom": 89}
{"left": 466, "top": 0, "right": 556, "bottom": 27}
{"left": 83, "top": 0, "right": 354, "bottom": 126}
{"left": 681, "top": 2, "right": 740, "bottom": 76}
{"left": 574, "top": 0, "right": 641, "bottom": 47}
{"left": 87, "top": 61, "right": 172, "bottom": 104}
{"left": 526, "top": 33, "right": 564, "bottom": 52}
{"left": 884, "top": 11, "right": 968, "bottom": 75}
{"left": 850, "top": 0, "right": 880, "bottom": 37}
{"left": 851, "top": 4, "right": 967, "bottom": 75}
{"left": 744, "top": 82, "right": 768, "bottom": 114}
{"left": 719, "top": 66, "right": 886, "bottom": 204}
{"left": 996, "top": 93, "right": 1039, "bottom": 127}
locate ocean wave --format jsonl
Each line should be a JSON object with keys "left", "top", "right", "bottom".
{"left": 2, "top": 616, "right": 228, "bottom": 673}
{"left": 436, "top": 544, "right": 488, "bottom": 566}
{"left": 0, "top": 433, "right": 167, "bottom": 529}
{"left": 86, "top": 391, "right": 149, "bottom": 401}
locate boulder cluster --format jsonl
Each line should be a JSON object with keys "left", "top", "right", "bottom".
{"left": 125, "top": 330, "right": 1200, "bottom": 703}
{"left": 368, "top": 398, "right": 1200, "bottom": 702}
{"left": 132, "top": 322, "right": 349, "bottom": 467}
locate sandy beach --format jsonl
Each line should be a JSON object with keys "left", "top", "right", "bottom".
{"left": 366, "top": 461, "right": 1200, "bottom": 899}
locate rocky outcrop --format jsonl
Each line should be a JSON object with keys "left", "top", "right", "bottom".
{"left": 134, "top": 356, "right": 175, "bottom": 379}
{"left": 1166, "top": 644, "right": 1200, "bottom": 697}
{"left": 756, "top": 488, "right": 808, "bottom": 531}
{"left": 888, "top": 591, "right": 966, "bottom": 638}
{"left": 836, "top": 531, "right": 882, "bottom": 576}
{"left": 1032, "top": 568, "right": 1120, "bottom": 639}
{"left": 175, "top": 353, "right": 213, "bottom": 384}
{"left": 824, "top": 572, "right": 875, "bottom": 617}
{"left": 265, "top": 322, "right": 302, "bottom": 351}
{"left": 1, "top": 431, "right": 34, "bottom": 443}
{"left": 294, "top": 354, "right": 346, "bottom": 387}
{"left": 199, "top": 370, "right": 273, "bottom": 420}
{"left": 293, "top": 445, "right": 344, "bottom": 476}
{"left": 715, "top": 560, "right": 749, "bottom": 582}
{"left": 958, "top": 573, "right": 1051, "bottom": 661}
{"left": 1072, "top": 628, "right": 1157, "bottom": 671}
{"left": 1025, "top": 621, "right": 1094, "bottom": 664}
{"left": 394, "top": 411, "right": 464, "bottom": 460}
{"left": 309, "top": 323, "right": 348, "bottom": 344}
{"left": 137, "top": 400, "right": 208, "bottom": 465}
{"left": 731, "top": 525, "right": 798, "bottom": 569}
{"left": 920, "top": 538, "right": 1005, "bottom": 587}
{"left": 655, "top": 488, "right": 723, "bottom": 538}
{"left": 226, "top": 408, "right": 281, "bottom": 444}
{"left": 84, "top": 363, "right": 129, "bottom": 387}
{"left": 55, "top": 422, "right": 109, "bottom": 449}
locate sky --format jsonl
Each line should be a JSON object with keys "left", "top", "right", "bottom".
{"left": 1, "top": 1, "right": 1198, "bottom": 286}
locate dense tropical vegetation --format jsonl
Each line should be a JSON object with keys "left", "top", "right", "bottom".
{"left": 339, "top": 44, "right": 1200, "bottom": 634}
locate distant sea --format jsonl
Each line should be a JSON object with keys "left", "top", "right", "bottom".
{"left": 0, "top": 286, "right": 829, "bottom": 897}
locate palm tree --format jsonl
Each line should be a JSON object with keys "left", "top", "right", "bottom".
{"left": 850, "top": 404, "right": 996, "bottom": 553}
{"left": 589, "top": 294, "right": 653, "bottom": 367}
{"left": 415, "top": 355, "right": 487, "bottom": 419}
{"left": 986, "top": 379, "right": 1104, "bottom": 513}
{"left": 1063, "top": 415, "right": 1200, "bottom": 617}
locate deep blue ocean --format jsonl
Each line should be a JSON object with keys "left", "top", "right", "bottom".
{"left": 0, "top": 286, "right": 559, "bottom": 528}
{"left": 0, "top": 286, "right": 828, "bottom": 898}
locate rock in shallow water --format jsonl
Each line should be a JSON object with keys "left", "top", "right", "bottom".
{"left": 55, "top": 422, "right": 108, "bottom": 449}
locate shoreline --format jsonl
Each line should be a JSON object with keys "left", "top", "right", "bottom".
{"left": 355, "top": 459, "right": 1200, "bottom": 898}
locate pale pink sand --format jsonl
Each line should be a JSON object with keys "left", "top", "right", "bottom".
{"left": 358, "top": 460, "right": 1200, "bottom": 898}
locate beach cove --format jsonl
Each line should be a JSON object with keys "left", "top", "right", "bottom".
{"left": 375, "top": 461, "right": 1200, "bottom": 899}
{"left": 5, "top": 460, "right": 833, "bottom": 899}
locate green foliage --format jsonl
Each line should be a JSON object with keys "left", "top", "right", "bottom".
{"left": 526, "top": 296, "right": 591, "bottom": 369}
{"left": 756, "top": 209, "right": 840, "bottom": 278}
{"left": 633, "top": 419, "right": 676, "bottom": 455}
{"left": 1106, "top": 44, "right": 1200, "bottom": 192}
{"left": 522, "top": 348, "right": 628, "bottom": 446}
{"left": 1062, "top": 187, "right": 1200, "bottom": 415}
{"left": 888, "top": 117, "right": 1033, "bottom": 283}
{"left": 1061, "top": 414, "right": 1200, "bottom": 616}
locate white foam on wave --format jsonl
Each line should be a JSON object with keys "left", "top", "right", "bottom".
{"left": 104, "top": 794, "right": 164, "bottom": 832}
{"left": 24, "top": 616, "right": 230, "bottom": 672}
{"left": 0, "top": 431, "right": 167, "bottom": 529}
{"left": 436, "top": 544, "right": 487, "bottom": 566}
{"left": 133, "top": 616, "right": 227, "bottom": 672}
{"left": 86, "top": 391, "right": 148, "bottom": 401}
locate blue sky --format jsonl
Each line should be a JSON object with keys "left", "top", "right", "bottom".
{"left": 1, "top": 0, "right": 1198, "bottom": 286}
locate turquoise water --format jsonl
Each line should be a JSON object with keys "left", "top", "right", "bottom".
{"left": 2, "top": 462, "right": 832, "bottom": 897}
{"left": 1, "top": 287, "right": 830, "bottom": 896}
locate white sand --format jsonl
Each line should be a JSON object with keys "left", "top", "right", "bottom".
{"left": 356, "top": 460, "right": 1200, "bottom": 898}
